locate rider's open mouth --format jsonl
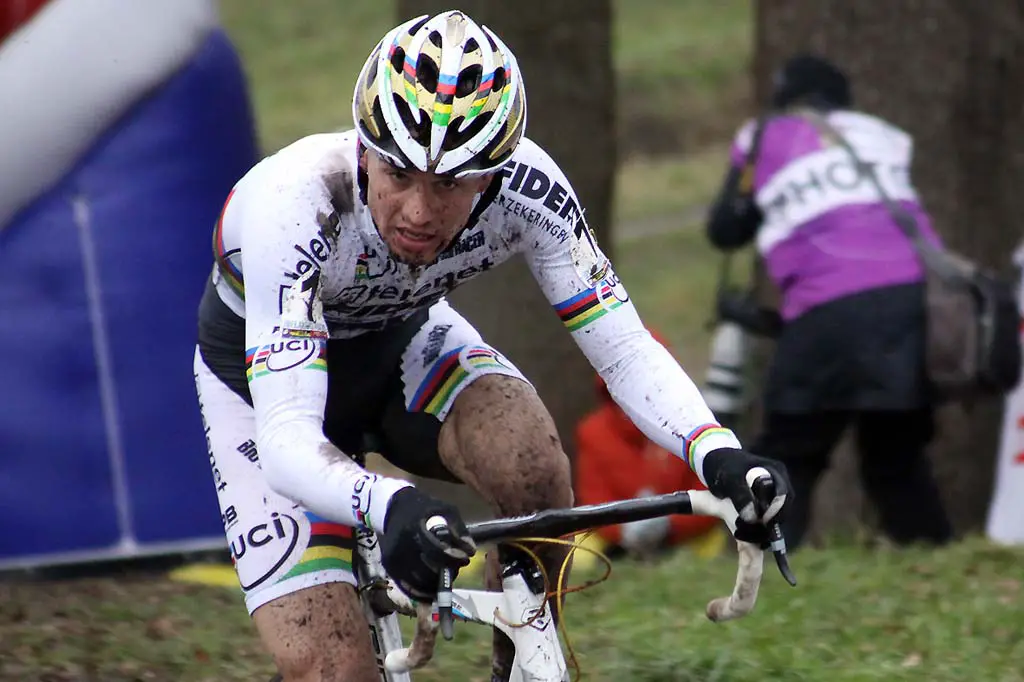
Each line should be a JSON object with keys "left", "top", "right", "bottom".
{"left": 396, "top": 227, "right": 435, "bottom": 244}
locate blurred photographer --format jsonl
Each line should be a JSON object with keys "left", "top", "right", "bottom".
{"left": 703, "top": 53, "right": 953, "bottom": 549}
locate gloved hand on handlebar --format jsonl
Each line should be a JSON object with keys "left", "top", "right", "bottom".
{"left": 702, "top": 448, "right": 791, "bottom": 548}
{"left": 380, "top": 487, "right": 477, "bottom": 602}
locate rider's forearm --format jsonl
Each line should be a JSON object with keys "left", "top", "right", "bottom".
{"left": 600, "top": 329, "right": 741, "bottom": 486}
{"left": 517, "top": 164, "right": 742, "bottom": 483}
{"left": 258, "top": 421, "right": 413, "bottom": 531}
{"left": 244, "top": 326, "right": 413, "bottom": 529}
{"left": 555, "top": 294, "right": 741, "bottom": 484}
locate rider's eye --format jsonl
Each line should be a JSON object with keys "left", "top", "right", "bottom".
{"left": 438, "top": 177, "right": 458, "bottom": 190}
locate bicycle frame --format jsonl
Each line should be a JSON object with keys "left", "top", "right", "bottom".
{"left": 354, "top": 488, "right": 792, "bottom": 681}
{"left": 357, "top": 533, "right": 568, "bottom": 681}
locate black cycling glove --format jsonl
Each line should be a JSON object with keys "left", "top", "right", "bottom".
{"left": 702, "top": 447, "right": 792, "bottom": 547}
{"left": 380, "top": 487, "right": 476, "bottom": 602}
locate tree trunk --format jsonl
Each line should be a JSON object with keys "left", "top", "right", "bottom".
{"left": 393, "top": 2, "right": 617, "bottom": 515}
{"left": 750, "top": 0, "right": 1024, "bottom": 537}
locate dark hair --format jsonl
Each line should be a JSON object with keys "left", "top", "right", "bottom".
{"left": 770, "top": 53, "right": 853, "bottom": 110}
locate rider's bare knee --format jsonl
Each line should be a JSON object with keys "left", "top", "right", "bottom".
{"left": 253, "top": 585, "right": 378, "bottom": 682}
{"left": 442, "top": 375, "right": 574, "bottom": 514}
{"left": 269, "top": 637, "right": 318, "bottom": 682}
{"left": 494, "top": 426, "right": 574, "bottom": 515}
{"left": 526, "top": 440, "right": 574, "bottom": 509}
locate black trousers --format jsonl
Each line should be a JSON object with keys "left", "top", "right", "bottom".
{"left": 752, "top": 409, "right": 953, "bottom": 549}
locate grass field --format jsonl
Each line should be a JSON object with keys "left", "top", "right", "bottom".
{"left": 4, "top": 538, "right": 1023, "bottom": 681}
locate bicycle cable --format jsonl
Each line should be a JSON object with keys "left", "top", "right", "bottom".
{"left": 498, "top": 529, "right": 614, "bottom": 682}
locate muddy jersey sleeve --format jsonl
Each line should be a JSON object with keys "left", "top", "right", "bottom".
{"left": 507, "top": 140, "right": 742, "bottom": 484}
{"left": 233, "top": 176, "right": 411, "bottom": 531}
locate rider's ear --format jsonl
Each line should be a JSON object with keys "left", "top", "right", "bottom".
{"left": 358, "top": 147, "right": 368, "bottom": 172}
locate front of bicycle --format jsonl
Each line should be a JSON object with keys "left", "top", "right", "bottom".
{"left": 357, "top": 468, "right": 796, "bottom": 681}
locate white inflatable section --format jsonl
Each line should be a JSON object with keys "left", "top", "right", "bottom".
{"left": 0, "top": 0, "right": 217, "bottom": 230}
{"left": 986, "top": 243, "right": 1024, "bottom": 545}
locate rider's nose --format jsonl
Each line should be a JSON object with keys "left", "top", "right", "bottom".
{"left": 402, "top": 185, "right": 436, "bottom": 228}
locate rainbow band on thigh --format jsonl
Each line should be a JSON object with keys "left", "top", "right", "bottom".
{"left": 409, "top": 344, "right": 516, "bottom": 417}
{"left": 410, "top": 347, "right": 470, "bottom": 417}
{"left": 278, "top": 512, "right": 354, "bottom": 580}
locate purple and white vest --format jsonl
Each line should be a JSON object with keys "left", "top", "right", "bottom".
{"left": 730, "top": 110, "right": 941, "bottom": 320}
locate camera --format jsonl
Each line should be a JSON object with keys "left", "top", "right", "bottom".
{"left": 701, "top": 290, "right": 783, "bottom": 430}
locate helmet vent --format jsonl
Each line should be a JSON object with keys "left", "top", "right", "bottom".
{"left": 417, "top": 55, "right": 440, "bottom": 94}
{"left": 393, "top": 93, "right": 431, "bottom": 146}
{"left": 389, "top": 46, "right": 406, "bottom": 74}
{"left": 491, "top": 67, "right": 506, "bottom": 92}
{"left": 456, "top": 65, "right": 482, "bottom": 98}
{"left": 408, "top": 17, "right": 429, "bottom": 35}
{"left": 441, "top": 111, "right": 493, "bottom": 152}
{"left": 370, "top": 97, "right": 392, "bottom": 142}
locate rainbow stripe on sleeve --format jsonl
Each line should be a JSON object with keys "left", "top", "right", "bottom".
{"left": 683, "top": 424, "right": 734, "bottom": 472}
{"left": 553, "top": 280, "right": 623, "bottom": 332}
{"left": 212, "top": 188, "right": 245, "bottom": 299}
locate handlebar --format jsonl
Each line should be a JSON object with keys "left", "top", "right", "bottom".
{"left": 466, "top": 490, "right": 696, "bottom": 543}
{"left": 386, "top": 484, "right": 797, "bottom": 673}
{"left": 464, "top": 488, "right": 796, "bottom": 586}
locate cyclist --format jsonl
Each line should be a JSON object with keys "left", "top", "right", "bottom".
{"left": 195, "top": 11, "right": 792, "bottom": 682}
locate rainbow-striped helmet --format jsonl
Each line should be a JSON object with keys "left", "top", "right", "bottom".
{"left": 353, "top": 11, "right": 527, "bottom": 177}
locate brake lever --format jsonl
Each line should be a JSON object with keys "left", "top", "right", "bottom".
{"left": 426, "top": 516, "right": 456, "bottom": 640}
{"left": 747, "top": 470, "right": 797, "bottom": 587}
{"left": 437, "top": 568, "right": 455, "bottom": 640}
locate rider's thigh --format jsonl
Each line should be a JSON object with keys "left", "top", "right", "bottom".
{"left": 195, "top": 349, "right": 375, "bottom": 681}
{"left": 252, "top": 583, "right": 379, "bottom": 682}
{"left": 376, "top": 299, "right": 572, "bottom": 511}
{"left": 438, "top": 373, "right": 573, "bottom": 515}
{"left": 383, "top": 300, "right": 575, "bottom": 520}
{"left": 195, "top": 348, "right": 358, "bottom": 608}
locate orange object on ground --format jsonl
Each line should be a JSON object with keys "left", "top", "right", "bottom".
{"left": 574, "top": 329, "right": 719, "bottom": 548}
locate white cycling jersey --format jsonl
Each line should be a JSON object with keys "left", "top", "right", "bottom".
{"left": 206, "top": 130, "right": 740, "bottom": 531}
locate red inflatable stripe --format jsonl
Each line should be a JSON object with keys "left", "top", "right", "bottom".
{"left": 1, "top": 0, "right": 51, "bottom": 43}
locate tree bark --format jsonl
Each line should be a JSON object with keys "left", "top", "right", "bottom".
{"left": 393, "top": 2, "right": 617, "bottom": 514}
{"left": 751, "top": 0, "right": 1024, "bottom": 537}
